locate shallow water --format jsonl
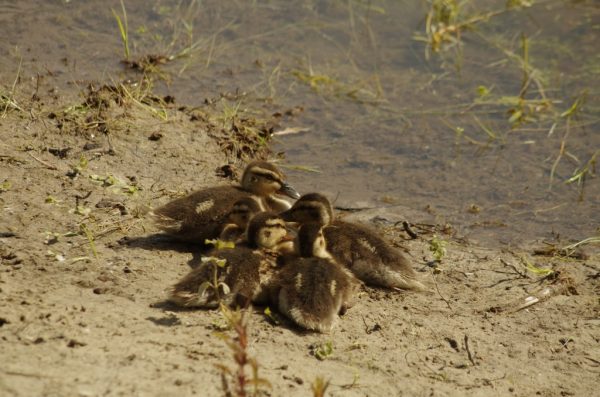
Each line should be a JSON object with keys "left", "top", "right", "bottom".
{"left": 1, "top": 0, "right": 598, "bottom": 247}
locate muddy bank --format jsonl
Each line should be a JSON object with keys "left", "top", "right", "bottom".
{"left": 1, "top": 73, "right": 599, "bottom": 396}
{"left": 1, "top": 1, "right": 600, "bottom": 395}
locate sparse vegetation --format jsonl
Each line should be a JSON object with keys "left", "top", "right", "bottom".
{"left": 0, "top": 57, "right": 24, "bottom": 117}
{"left": 215, "top": 305, "right": 271, "bottom": 397}
{"left": 111, "top": 0, "right": 131, "bottom": 61}
{"left": 1, "top": 1, "right": 598, "bottom": 396}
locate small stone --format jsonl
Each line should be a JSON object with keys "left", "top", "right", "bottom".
{"left": 67, "top": 339, "right": 87, "bottom": 348}
{"left": 83, "top": 142, "right": 101, "bottom": 151}
{"left": 148, "top": 132, "right": 163, "bottom": 141}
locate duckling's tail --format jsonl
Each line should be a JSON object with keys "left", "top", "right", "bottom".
{"left": 167, "top": 285, "right": 219, "bottom": 309}
{"left": 278, "top": 294, "right": 335, "bottom": 333}
{"left": 390, "top": 277, "right": 428, "bottom": 292}
{"left": 148, "top": 210, "right": 183, "bottom": 234}
{"left": 376, "top": 266, "right": 428, "bottom": 291}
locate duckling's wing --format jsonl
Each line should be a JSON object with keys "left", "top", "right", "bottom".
{"left": 331, "top": 220, "right": 424, "bottom": 290}
{"left": 150, "top": 186, "right": 250, "bottom": 242}
{"left": 218, "top": 247, "right": 263, "bottom": 307}
{"left": 322, "top": 225, "right": 354, "bottom": 266}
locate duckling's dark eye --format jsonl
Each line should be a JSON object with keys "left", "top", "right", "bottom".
{"left": 251, "top": 176, "right": 258, "bottom": 183}
{"left": 264, "top": 231, "right": 271, "bottom": 238}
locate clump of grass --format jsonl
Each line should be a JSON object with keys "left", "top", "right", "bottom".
{"left": 54, "top": 78, "right": 170, "bottom": 139}
{"left": 114, "top": 78, "right": 169, "bottom": 120}
{"left": 215, "top": 305, "right": 271, "bottom": 396}
{"left": 566, "top": 149, "right": 598, "bottom": 201}
{"left": 549, "top": 91, "right": 590, "bottom": 190}
{"left": 111, "top": 0, "right": 218, "bottom": 77}
{"left": 415, "top": 0, "right": 532, "bottom": 60}
{"left": 561, "top": 235, "right": 600, "bottom": 257}
{"left": 0, "top": 57, "right": 24, "bottom": 118}
{"left": 291, "top": 65, "right": 383, "bottom": 104}
{"left": 311, "top": 376, "right": 330, "bottom": 397}
{"left": 200, "top": 97, "right": 276, "bottom": 161}
{"left": 503, "top": 34, "right": 553, "bottom": 128}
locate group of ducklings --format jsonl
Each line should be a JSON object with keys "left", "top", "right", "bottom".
{"left": 149, "top": 161, "right": 426, "bottom": 333}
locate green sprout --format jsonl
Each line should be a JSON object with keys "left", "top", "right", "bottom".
{"left": 313, "top": 341, "right": 334, "bottom": 361}
{"left": 263, "top": 307, "right": 279, "bottom": 325}
{"left": 111, "top": 0, "right": 130, "bottom": 60}
{"left": 429, "top": 235, "right": 447, "bottom": 262}
{"left": 198, "top": 256, "right": 230, "bottom": 304}
{"left": 0, "top": 180, "right": 11, "bottom": 192}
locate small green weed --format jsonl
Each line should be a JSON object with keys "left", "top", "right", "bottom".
{"left": 198, "top": 256, "right": 230, "bottom": 304}
{"left": 429, "top": 235, "right": 447, "bottom": 262}
{"left": 112, "top": 0, "right": 130, "bottom": 60}
{"left": 312, "top": 341, "right": 334, "bottom": 361}
{"left": 215, "top": 305, "right": 271, "bottom": 396}
{"left": 0, "top": 180, "right": 11, "bottom": 192}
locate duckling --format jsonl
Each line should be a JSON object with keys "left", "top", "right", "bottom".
{"left": 168, "top": 212, "right": 291, "bottom": 308}
{"left": 280, "top": 193, "right": 426, "bottom": 291}
{"left": 219, "top": 196, "right": 265, "bottom": 242}
{"left": 149, "top": 161, "right": 300, "bottom": 244}
{"left": 268, "top": 223, "right": 360, "bottom": 333}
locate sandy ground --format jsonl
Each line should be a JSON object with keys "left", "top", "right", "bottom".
{"left": 1, "top": 79, "right": 599, "bottom": 397}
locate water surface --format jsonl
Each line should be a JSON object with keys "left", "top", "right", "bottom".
{"left": 1, "top": 0, "right": 598, "bottom": 246}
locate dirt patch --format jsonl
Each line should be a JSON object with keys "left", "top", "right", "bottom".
{"left": 1, "top": 71, "right": 599, "bottom": 397}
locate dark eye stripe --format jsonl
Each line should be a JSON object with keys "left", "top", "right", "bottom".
{"left": 253, "top": 168, "right": 280, "bottom": 177}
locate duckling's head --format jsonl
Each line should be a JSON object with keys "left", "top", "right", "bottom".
{"left": 280, "top": 193, "right": 333, "bottom": 226}
{"left": 240, "top": 161, "right": 300, "bottom": 199}
{"left": 226, "top": 197, "right": 264, "bottom": 229}
{"left": 296, "top": 223, "right": 330, "bottom": 259}
{"left": 246, "top": 212, "right": 291, "bottom": 250}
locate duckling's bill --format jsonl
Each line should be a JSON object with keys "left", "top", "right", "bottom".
{"left": 277, "top": 182, "right": 301, "bottom": 199}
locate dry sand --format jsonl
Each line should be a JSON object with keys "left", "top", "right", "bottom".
{"left": 1, "top": 78, "right": 599, "bottom": 397}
